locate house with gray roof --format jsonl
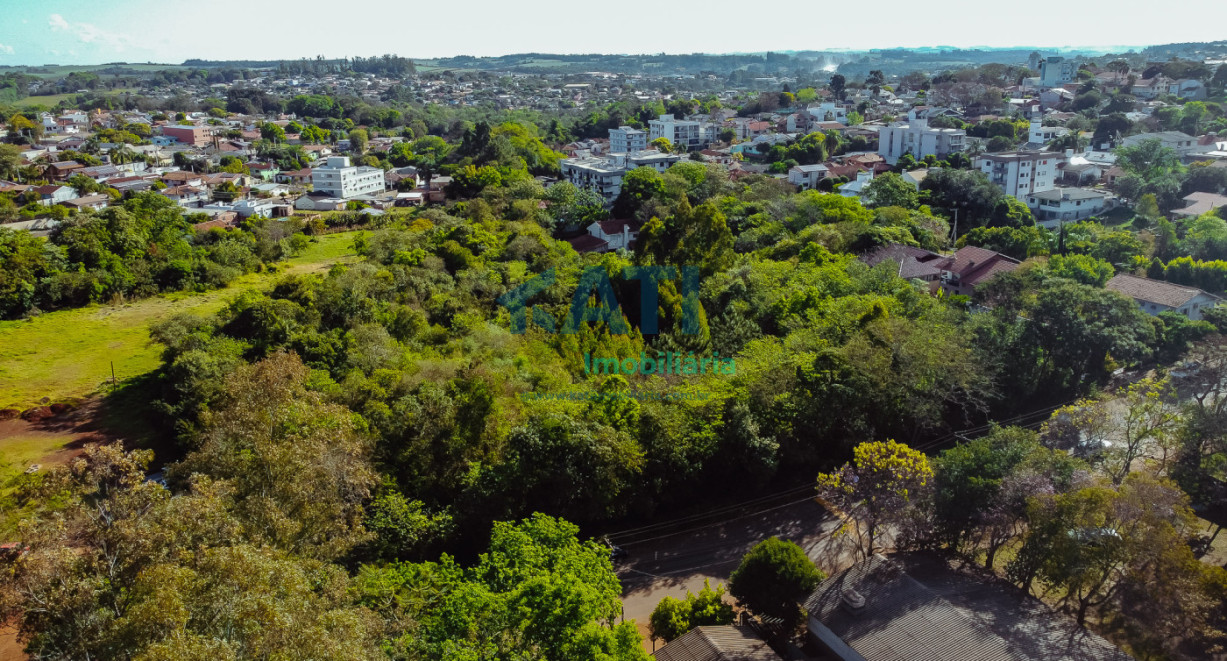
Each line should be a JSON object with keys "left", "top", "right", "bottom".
{"left": 1106, "top": 273, "right": 1222, "bottom": 320}
{"left": 653, "top": 625, "right": 783, "bottom": 661}
{"left": 804, "top": 553, "right": 1132, "bottom": 661}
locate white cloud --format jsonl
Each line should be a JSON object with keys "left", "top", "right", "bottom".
{"left": 47, "top": 13, "right": 130, "bottom": 51}
{"left": 0, "top": 44, "right": 13, "bottom": 55}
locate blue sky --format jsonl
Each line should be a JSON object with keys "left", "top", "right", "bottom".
{"left": 0, "top": 0, "right": 1225, "bottom": 65}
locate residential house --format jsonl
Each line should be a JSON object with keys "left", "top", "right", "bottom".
{"left": 33, "top": 185, "right": 78, "bottom": 206}
{"left": 46, "top": 161, "right": 84, "bottom": 181}
{"left": 653, "top": 626, "right": 782, "bottom": 661}
{"left": 1026, "top": 119, "right": 1069, "bottom": 148}
{"left": 1107, "top": 273, "right": 1222, "bottom": 320}
{"left": 1169, "top": 78, "right": 1207, "bottom": 100}
{"left": 1171, "top": 192, "right": 1227, "bottom": 219}
{"left": 161, "top": 171, "right": 205, "bottom": 188}
{"left": 975, "top": 151, "right": 1056, "bottom": 199}
{"left": 877, "top": 109, "right": 967, "bottom": 165}
{"left": 75, "top": 165, "right": 122, "bottom": 183}
{"left": 806, "top": 102, "right": 849, "bottom": 124}
{"left": 804, "top": 553, "right": 1132, "bottom": 661}
{"left": 1121, "top": 131, "right": 1205, "bottom": 159}
{"left": 1025, "top": 188, "right": 1113, "bottom": 227}
{"left": 939, "top": 245, "right": 1020, "bottom": 296}
{"left": 901, "top": 168, "right": 929, "bottom": 188}
{"left": 559, "top": 150, "right": 681, "bottom": 206}
{"left": 586, "top": 219, "right": 640, "bottom": 252}
{"left": 161, "top": 185, "right": 208, "bottom": 208}
{"left": 787, "top": 163, "right": 829, "bottom": 190}
{"left": 861, "top": 243, "right": 946, "bottom": 284}
{"left": 60, "top": 194, "right": 110, "bottom": 212}
{"left": 276, "top": 167, "right": 314, "bottom": 186}
{"left": 839, "top": 170, "right": 875, "bottom": 199}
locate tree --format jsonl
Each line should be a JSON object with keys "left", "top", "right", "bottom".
{"left": 648, "top": 580, "right": 733, "bottom": 643}
{"left": 348, "top": 127, "right": 369, "bottom": 154}
{"left": 829, "top": 74, "right": 846, "bottom": 101}
{"left": 408, "top": 135, "right": 451, "bottom": 188}
{"left": 169, "top": 352, "right": 377, "bottom": 561}
{"left": 259, "top": 122, "right": 285, "bottom": 143}
{"left": 613, "top": 167, "right": 665, "bottom": 218}
{"left": 817, "top": 440, "right": 934, "bottom": 557}
{"left": 861, "top": 172, "right": 919, "bottom": 209}
{"left": 0, "top": 143, "right": 21, "bottom": 180}
{"left": 650, "top": 137, "right": 673, "bottom": 153}
{"left": 1046, "top": 254, "right": 1114, "bottom": 287}
{"left": 728, "top": 537, "right": 823, "bottom": 624}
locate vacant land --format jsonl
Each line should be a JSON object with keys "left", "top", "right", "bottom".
{"left": 0, "top": 231, "right": 361, "bottom": 410}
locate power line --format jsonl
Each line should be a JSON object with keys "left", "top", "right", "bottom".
{"left": 605, "top": 483, "right": 814, "bottom": 541}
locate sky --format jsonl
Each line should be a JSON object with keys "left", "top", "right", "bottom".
{"left": 0, "top": 0, "right": 1225, "bottom": 66}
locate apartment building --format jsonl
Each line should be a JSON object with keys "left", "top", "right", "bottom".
{"left": 310, "top": 156, "right": 385, "bottom": 198}
{"left": 648, "top": 114, "right": 706, "bottom": 151}
{"left": 877, "top": 110, "right": 967, "bottom": 165}
{"left": 609, "top": 126, "right": 647, "bottom": 154}
{"left": 974, "top": 151, "right": 1055, "bottom": 199}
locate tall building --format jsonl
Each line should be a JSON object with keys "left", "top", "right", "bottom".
{"left": 975, "top": 151, "right": 1056, "bottom": 199}
{"left": 1038, "top": 56, "right": 1077, "bottom": 89}
{"left": 877, "top": 110, "right": 967, "bottom": 165}
{"left": 648, "top": 114, "right": 706, "bottom": 151}
{"left": 608, "top": 126, "right": 647, "bottom": 154}
{"left": 310, "top": 156, "right": 385, "bottom": 198}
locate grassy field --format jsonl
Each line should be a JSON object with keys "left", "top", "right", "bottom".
{"left": 0, "top": 231, "right": 361, "bottom": 410}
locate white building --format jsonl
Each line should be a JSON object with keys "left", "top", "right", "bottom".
{"left": 310, "top": 156, "right": 385, "bottom": 199}
{"left": 609, "top": 126, "right": 647, "bottom": 154}
{"left": 806, "top": 103, "right": 849, "bottom": 124}
{"left": 788, "top": 164, "right": 830, "bottom": 190}
{"left": 1025, "top": 187, "right": 1113, "bottom": 228}
{"left": 877, "top": 110, "right": 967, "bottom": 165}
{"left": 1038, "top": 56, "right": 1077, "bottom": 88}
{"left": 559, "top": 150, "right": 682, "bottom": 205}
{"left": 1027, "top": 119, "right": 1070, "bottom": 147}
{"left": 975, "top": 151, "right": 1056, "bottom": 199}
{"left": 648, "top": 114, "right": 706, "bottom": 151}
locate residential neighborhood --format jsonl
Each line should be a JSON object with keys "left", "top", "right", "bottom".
{"left": 3, "top": 20, "right": 1227, "bottom": 661}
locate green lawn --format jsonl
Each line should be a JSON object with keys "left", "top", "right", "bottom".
{"left": 0, "top": 435, "right": 67, "bottom": 491}
{"left": 0, "top": 231, "right": 361, "bottom": 409}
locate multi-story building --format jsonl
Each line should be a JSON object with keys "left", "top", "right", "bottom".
{"left": 161, "top": 125, "right": 214, "bottom": 147}
{"left": 877, "top": 110, "right": 967, "bottom": 165}
{"left": 609, "top": 126, "right": 647, "bottom": 154}
{"left": 1025, "top": 187, "right": 1113, "bottom": 228}
{"left": 559, "top": 150, "right": 683, "bottom": 205}
{"left": 1038, "top": 56, "right": 1077, "bottom": 89}
{"left": 788, "top": 164, "right": 830, "bottom": 190}
{"left": 648, "top": 114, "right": 706, "bottom": 151}
{"left": 975, "top": 151, "right": 1055, "bottom": 199}
{"left": 311, "top": 156, "right": 385, "bottom": 198}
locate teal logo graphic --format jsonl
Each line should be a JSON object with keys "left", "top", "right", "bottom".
{"left": 498, "top": 266, "right": 701, "bottom": 335}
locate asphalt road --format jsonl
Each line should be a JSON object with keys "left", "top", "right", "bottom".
{"left": 609, "top": 488, "right": 847, "bottom": 650}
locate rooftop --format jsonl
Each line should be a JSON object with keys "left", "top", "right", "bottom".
{"left": 1027, "top": 187, "right": 1109, "bottom": 202}
{"left": 805, "top": 553, "right": 1131, "bottom": 661}
{"left": 1107, "top": 273, "right": 1220, "bottom": 309}
{"left": 653, "top": 625, "right": 783, "bottom": 661}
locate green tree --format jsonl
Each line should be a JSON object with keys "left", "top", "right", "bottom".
{"left": 650, "top": 137, "right": 673, "bottom": 153}
{"left": 648, "top": 580, "right": 733, "bottom": 643}
{"left": 259, "top": 122, "right": 285, "bottom": 143}
{"left": 728, "top": 537, "right": 824, "bottom": 624}
{"left": 1046, "top": 253, "right": 1114, "bottom": 287}
{"left": 348, "top": 127, "right": 369, "bottom": 154}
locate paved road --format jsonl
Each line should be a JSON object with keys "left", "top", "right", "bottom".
{"left": 610, "top": 490, "right": 847, "bottom": 651}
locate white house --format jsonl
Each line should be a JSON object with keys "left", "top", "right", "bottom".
{"left": 877, "top": 110, "right": 967, "bottom": 165}
{"left": 1027, "top": 119, "right": 1070, "bottom": 148}
{"left": 1038, "top": 56, "right": 1077, "bottom": 88}
{"left": 806, "top": 103, "right": 848, "bottom": 125}
{"left": 1107, "top": 274, "right": 1221, "bottom": 321}
{"left": 310, "top": 156, "right": 385, "bottom": 198}
{"left": 1121, "top": 131, "right": 1203, "bottom": 159}
{"left": 559, "top": 150, "right": 681, "bottom": 206}
{"left": 588, "top": 219, "right": 639, "bottom": 252}
{"left": 839, "top": 170, "right": 875, "bottom": 199}
{"left": 788, "top": 164, "right": 830, "bottom": 190}
{"left": 1025, "top": 187, "right": 1113, "bottom": 228}
{"left": 975, "top": 151, "right": 1056, "bottom": 199}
